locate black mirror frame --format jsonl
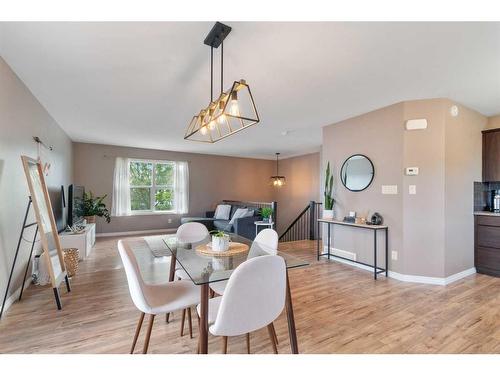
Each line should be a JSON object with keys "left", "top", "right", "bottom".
{"left": 340, "top": 154, "right": 375, "bottom": 192}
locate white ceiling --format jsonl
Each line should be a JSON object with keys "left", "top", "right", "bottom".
{"left": 1, "top": 22, "right": 499, "bottom": 159}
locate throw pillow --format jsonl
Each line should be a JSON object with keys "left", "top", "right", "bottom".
{"left": 214, "top": 204, "right": 231, "bottom": 220}
{"left": 242, "top": 209, "right": 254, "bottom": 217}
{"left": 229, "top": 208, "right": 248, "bottom": 225}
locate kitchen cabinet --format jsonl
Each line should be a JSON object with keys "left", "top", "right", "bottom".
{"left": 483, "top": 129, "right": 500, "bottom": 182}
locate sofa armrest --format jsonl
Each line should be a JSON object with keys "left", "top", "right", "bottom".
{"left": 232, "top": 215, "right": 260, "bottom": 240}
{"left": 205, "top": 210, "right": 215, "bottom": 218}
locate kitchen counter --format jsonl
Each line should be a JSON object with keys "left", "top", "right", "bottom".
{"left": 474, "top": 211, "right": 500, "bottom": 217}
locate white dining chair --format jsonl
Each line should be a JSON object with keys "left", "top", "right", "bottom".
{"left": 118, "top": 240, "right": 200, "bottom": 354}
{"left": 210, "top": 228, "right": 278, "bottom": 296}
{"left": 197, "top": 255, "right": 286, "bottom": 354}
{"left": 173, "top": 222, "right": 209, "bottom": 337}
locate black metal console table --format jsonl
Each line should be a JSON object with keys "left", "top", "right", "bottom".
{"left": 317, "top": 219, "right": 388, "bottom": 280}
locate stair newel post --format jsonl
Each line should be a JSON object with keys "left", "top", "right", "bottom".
{"left": 271, "top": 201, "right": 277, "bottom": 228}
{"left": 309, "top": 201, "right": 316, "bottom": 240}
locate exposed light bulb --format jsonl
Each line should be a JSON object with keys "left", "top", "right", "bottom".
{"left": 200, "top": 126, "right": 208, "bottom": 135}
{"left": 218, "top": 114, "right": 226, "bottom": 124}
{"left": 208, "top": 120, "right": 216, "bottom": 130}
{"left": 230, "top": 99, "right": 239, "bottom": 116}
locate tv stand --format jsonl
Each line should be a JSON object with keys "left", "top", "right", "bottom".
{"left": 59, "top": 223, "right": 96, "bottom": 260}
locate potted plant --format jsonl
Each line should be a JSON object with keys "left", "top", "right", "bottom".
{"left": 210, "top": 230, "right": 230, "bottom": 252}
{"left": 82, "top": 191, "right": 111, "bottom": 224}
{"left": 260, "top": 207, "right": 274, "bottom": 223}
{"left": 323, "top": 162, "right": 335, "bottom": 219}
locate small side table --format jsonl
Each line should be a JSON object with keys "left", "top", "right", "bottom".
{"left": 254, "top": 220, "right": 274, "bottom": 237}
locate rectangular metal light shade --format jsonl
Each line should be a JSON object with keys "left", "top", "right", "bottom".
{"left": 184, "top": 80, "right": 260, "bottom": 143}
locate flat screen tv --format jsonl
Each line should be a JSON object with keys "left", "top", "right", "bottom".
{"left": 48, "top": 185, "right": 66, "bottom": 233}
{"left": 68, "top": 184, "right": 85, "bottom": 227}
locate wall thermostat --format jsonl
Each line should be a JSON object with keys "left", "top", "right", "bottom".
{"left": 405, "top": 167, "right": 419, "bottom": 176}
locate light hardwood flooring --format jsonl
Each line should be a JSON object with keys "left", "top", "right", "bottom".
{"left": 0, "top": 236, "right": 499, "bottom": 354}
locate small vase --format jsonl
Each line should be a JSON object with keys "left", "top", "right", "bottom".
{"left": 322, "top": 209, "right": 334, "bottom": 220}
{"left": 212, "top": 235, "right": 230, "bottom": 252}
{"left": 84, "top": 215, "right": 96, "bottom": 224}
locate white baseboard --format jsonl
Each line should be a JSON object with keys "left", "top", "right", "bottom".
{"left": 322, "top": 246, "right": 476, "bottom": 285}
{"left": 1, "top": 279, "right": 31, "bottom": 320}
{"left": 96, "top": 228, "right": 176, "bottom": 238}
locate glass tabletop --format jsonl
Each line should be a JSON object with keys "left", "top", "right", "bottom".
{"left": 161, "top": 233, "right": 308, "bottom": 285}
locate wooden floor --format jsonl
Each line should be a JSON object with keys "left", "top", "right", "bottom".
{"left": 1, "top": 236, "right": 499, "bottom": 354}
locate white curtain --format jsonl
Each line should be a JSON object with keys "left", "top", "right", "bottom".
{"left": 174, "top": 161, "right": 189, "bottom": 214}
{"left": 111, "top": 157, "right": 131, "bottom": 216}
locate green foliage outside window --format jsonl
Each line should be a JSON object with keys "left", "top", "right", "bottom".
{"left": 129, "top": 161, "right": 175, "bottom": 212}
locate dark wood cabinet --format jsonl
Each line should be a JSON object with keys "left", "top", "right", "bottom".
{"left": 475, "top": 215, "right": 500, "bottom": 277}
{"left": 482, "top": 129, "right": 500, "bottom": 182}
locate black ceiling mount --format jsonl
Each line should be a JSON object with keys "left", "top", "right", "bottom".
{"left": 204, "top": 22, "right": 232, "bottom": 48}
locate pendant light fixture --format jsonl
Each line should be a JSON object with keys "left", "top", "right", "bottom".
{"left": 270, "top": 153, "right": 286, "bottom": 187}
{"left": 184, "top": 22, "right": 260, "bottom": 143}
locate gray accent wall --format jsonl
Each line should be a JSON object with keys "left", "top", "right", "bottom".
{"left": 73, "top": 143, "right": 275, "bottom": 234}
{"left": 0, "top": 57, "right": 73, "bottom": 309}
{"left": 322, "top": 99, "right": 486, "bottom": 278}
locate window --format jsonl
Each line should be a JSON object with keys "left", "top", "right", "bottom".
{"left": 111, "top": 158, "right": 189, "bottom": 216}
{"left": 129, "top": 160, "right": 176, "bottom": 213}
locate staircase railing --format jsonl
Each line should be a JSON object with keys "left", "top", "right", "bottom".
{"left": 279, "top": 201, "right": 322, "bottom": 242}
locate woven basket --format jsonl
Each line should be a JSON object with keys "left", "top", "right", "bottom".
{"left": 63, "top": 248, "right": 80, "bottom": 277}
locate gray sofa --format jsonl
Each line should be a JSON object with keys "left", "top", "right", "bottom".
{"left": 181, "top": 201, "right": 273, "bottom": 240}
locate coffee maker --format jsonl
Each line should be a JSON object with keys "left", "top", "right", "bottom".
{"left": 491, "top": 190, "right": 500, "bottom": 213}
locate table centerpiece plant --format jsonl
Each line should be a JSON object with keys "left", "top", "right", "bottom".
{"left": 210, "top": 230, "right": 230, "bottom": 252}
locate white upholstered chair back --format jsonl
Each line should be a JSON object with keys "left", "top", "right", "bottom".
{"left": 248, "top": 228, "right": 278, "bottom": 258}
{"left": 176, "top": 222, "right": 209, "bottom": 243}
{"left": 210, "top": 255, "right": 286, "bottom": 337}
{"left": 118, "top": 240, "right": 150, "bottom": 313}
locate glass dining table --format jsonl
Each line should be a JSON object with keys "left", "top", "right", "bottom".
{"left": 158, "top": 232, "right": 309, "bottom": 354}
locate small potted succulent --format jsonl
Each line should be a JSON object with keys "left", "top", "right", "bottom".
{"left": 82, "top": 191, "right": 111, "bottom": 224}
{"left": 260, "top": 207, "right": 274, "bottom": 223}
{"left": 210, "top": 230, "right": 230, "bottom": 252}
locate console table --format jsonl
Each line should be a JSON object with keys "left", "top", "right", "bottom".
{"left": 317, "top": 219, "right": 388, "bottom": 279}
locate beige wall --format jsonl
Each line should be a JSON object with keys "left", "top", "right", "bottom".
{"left": 443, "top": 101, "right": 487, "bottom": 276}
{"left": 0, "top": 57, "right": 73, "bottom": 309}
{"left": 322, "top": 103, "right": 404, "bottom": 272}
{"left": 486, "top": 114, "right": 500, "bottom": 130}
{"left": 272, "top": 152, "right": 320, "bottom": 234}
{"left": 322, "top": 98, "right": 486, "bottom": 278}
{"left": 73, "top": 143, "right": 275, "bottom": 233}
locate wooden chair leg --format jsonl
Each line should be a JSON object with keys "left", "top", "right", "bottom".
{"left": 142, "top": 314, "right": 155, "bottom": 354}
{"left": 187, "top": 307, "right": 193, "bottom": 339}
{"left": 197, "top": 314, "right": 201, "bottom": 354}
{"left": 180, "top": 309, "right": 186, "bottom": 336}
{"left": 130, "top": 312, "right": 145, "bottom": 354}
{"left": 222, "top": 336, "right": 228, "bottom": 354}
{"left": 267, "top": 324, "right": 278, "bottom": 354}
{"left": 269, "top": 322, "right": 279, "bottom": 346}
{"left": 246, "top": 332, "right": 250, "bottom": 354}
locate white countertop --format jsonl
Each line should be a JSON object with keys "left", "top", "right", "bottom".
{"left": 474, "top": 211, "right": 500, "bottom": 217}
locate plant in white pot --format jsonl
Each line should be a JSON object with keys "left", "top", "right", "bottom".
{"left": 260, "top": 207, "right": 274, "bottom": 223}
{"left": 210, "top": 230, "right": 230, "bottom": 252}
{"left": 323, "top": 162, "right": 335, "bottom": 219}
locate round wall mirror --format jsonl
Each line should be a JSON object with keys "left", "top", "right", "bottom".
{"left": 340, "top": 154, "right": 374, "bottom": 192}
